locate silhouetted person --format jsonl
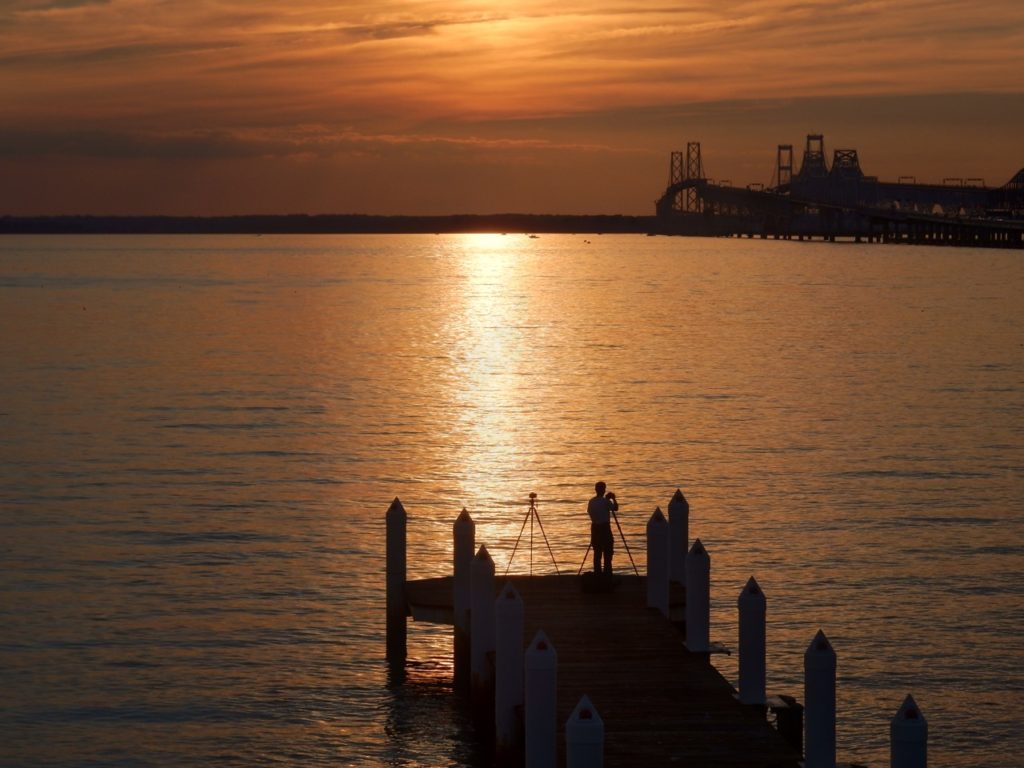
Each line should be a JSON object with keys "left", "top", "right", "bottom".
{"left": 587, "top": 481, "right": 618, "bottom": 575}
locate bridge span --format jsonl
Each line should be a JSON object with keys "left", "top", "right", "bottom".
{"left": 655, "top": 135, "right": 1024, "bottom": 249}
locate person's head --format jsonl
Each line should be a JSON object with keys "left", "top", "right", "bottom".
{"left": 595, "top": 481, "right": 606, "bottom": 496}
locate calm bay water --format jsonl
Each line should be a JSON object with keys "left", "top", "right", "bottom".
{"left": 1, "top": 233, "right": 1022, "bottom": 767}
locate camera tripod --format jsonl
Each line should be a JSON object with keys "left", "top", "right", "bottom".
{"left": 505, "top": 492, "right": 560, "bottom": 576}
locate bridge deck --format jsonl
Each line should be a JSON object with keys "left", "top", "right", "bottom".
{"left": 404, "top": 574, "right": 801, "bottom": 768}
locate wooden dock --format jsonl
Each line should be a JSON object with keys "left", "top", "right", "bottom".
{"left": 404, "top": 573, "right": 802, "bottom": 768}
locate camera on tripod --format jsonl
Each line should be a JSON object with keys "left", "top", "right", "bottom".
{"left": 505, "top": 492, "right": 558, "bottom": 577}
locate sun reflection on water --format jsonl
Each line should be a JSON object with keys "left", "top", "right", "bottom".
{"left": 443, "top": 235, "right": 537, "bottom": 562}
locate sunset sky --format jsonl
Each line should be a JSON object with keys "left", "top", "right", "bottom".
{"left": 2, "top": 0, "right": 1023, "bottom": 215}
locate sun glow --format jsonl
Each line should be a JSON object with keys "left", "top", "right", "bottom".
{"left": 457, "top": 232, "right": 519, "bottom": 252}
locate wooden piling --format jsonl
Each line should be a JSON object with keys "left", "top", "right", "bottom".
{"left": 525, "top": 630, "right": 557, "bottom": 768}
{"left": 646, "top": 507, "right": 669, "bottom": 617}
{"left": 685, "top": 539, "right": 710, "bottom": 652}
{"left": 495, "top": 582, "right": 524, "bottom": 759}
{"left": 668, "top": 489, "right": 689, "bottom": 585}
{"left": 891, "top": 694, "right": 927, "bottom": 768}
{"left": 566, "top": 694, "right": 604, "bottom": 768}
{"left": 804, "top": 629, "right": 836, "bottom": 768}
{"left": 471, "top": 545, "right": 496, "bottom": 715}
{"left": 738, "top": 576, "right": 766, "bottom": 705}
{"left": 453, "top": 508, "right": 475, "bottom": 693}
{"left": 386, "top": 497, "right": 407, "bottom": 665}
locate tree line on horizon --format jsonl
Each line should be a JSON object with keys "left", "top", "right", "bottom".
{"left": 0, "top": 213, "right": 656, "bottom": 235}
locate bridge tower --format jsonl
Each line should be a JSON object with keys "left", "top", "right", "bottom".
{"left": 684, "top": 142, "right": 705, "bottom": 212}
{"left": 666, "top": 142, "right": 706, "bottom": 212}
{"left": 776, "top": 144, "right": 793, "bottom": 189}
{"left": 667, "top": 151, "right": 685, "bottom": 212}
{"left": 830, "top": 149, "right": 863, "bottom": 179}
{"left": 798, "top": 134, "right": 829, "bottom": 178}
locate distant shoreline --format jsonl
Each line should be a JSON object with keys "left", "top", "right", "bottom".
{"left": 0, "top": 214, "right": 656, "bottom": 235}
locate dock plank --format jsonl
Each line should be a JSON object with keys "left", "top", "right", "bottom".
{"left": 404, "top": 574, "right": 801, "bottom": 767}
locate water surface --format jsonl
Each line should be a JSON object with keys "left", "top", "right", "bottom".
{"left": 1, "top": 234, "right": 1021, "bottom": 766}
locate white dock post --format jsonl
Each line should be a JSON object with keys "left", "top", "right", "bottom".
{"left": 804, "top": 629, "right": 836, "bottom": 768}
{"left": 495, "top": 582, "right": 524, "bottom": 758}
{"left": 453, "top": 508, "right": 475, "bottom": 693}
{"left": 891, "top": 694, "right": 927, "bottom": 768}
{"left": 685, "top": 539, "right": 710, "bottom": 652}
{"left": 386, "top": 497, "right": 407, "bottom": 665}
{"left": 668, "top": 488, "right": 689, "bottom": 585}
{"left": 566, "top": 694, "right": 604, "bottom": 768}
{"left": 471, "top": 545, "right": 496, "bottom": 712}
{"left": 525, "top": 630, "right": 557, "bottom": 768}
{"left": 646, "top": 507, "right": 670, "bottom": 617}
{"left": 737, "top": 576, "right": 766, "bottom": 705}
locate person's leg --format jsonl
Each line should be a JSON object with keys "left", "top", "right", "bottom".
{"left": 605, "top": 530, "right": 614, "bottom": 575}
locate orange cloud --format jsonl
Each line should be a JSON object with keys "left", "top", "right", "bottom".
{"left": 5, "top": 0, "right": 1023, "bottom": 123}
{"left": 1, "top": 1, "right": 1022, "bottom": 213}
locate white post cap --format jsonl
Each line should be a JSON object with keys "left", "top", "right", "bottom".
{"left": 738, "top": 576, "right": 766, "bottom": 609}
{"left": 805, "top": 629, "right": 836, "bottom": 670}
{"left": 566, "top": 694, "right": 604, "bottom": 743}
{"left": 891, "top": 692, "right": 928, "bottom": 766}
{"left": 387, "top": 496, "right": 406, "bottom": 521}
{"left": 893, "top": 694, "right": 926, "bottom": 729}
{"left": 454, "top": 506, "right": 474, "bottom": 530}
{"left": 497, "top": 581, "right": 523, "bottom": 608}
{"left": 526, "top": 629, "right": 557, "bottom": 669}
{"left": 688, "top": 538, "right": 709, "bottom": 561}
{"left": 669, "top": 488, "right": 688, "bottom": 511}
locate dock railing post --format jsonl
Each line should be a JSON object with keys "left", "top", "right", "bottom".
{"left": 738, "top": 576, "right": 766, "bottom": 705}
{"left": 525, "top": 630, "right": 557, "bottom": 768}
{"left": 471, "top": 545, "right": 496, "bottom": 717}
{"left": 646, "top": 507, "right": 669, "bottom": 617}
{"left": 453, "top": 508, "right": 475, "bottom": 693}
{"left": 891, "top": 694, "right": 927, "bottom": 768}
{"left": 804, "top": 629, "right": 837, "bottom": 768}
{"left": 386, "top": 497, "right": 407, "bottom": 666}
{"left": 566, "top": 694, "right": 604, "bottom": 768}
{"left": 685, "top": 539, "right": 710, "bottom": 652}
{"left": 495, "top": 582, "right": 524, "bottom": 761}
{"left": 668, "top": 489, "right": 689, "bottom": 585}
